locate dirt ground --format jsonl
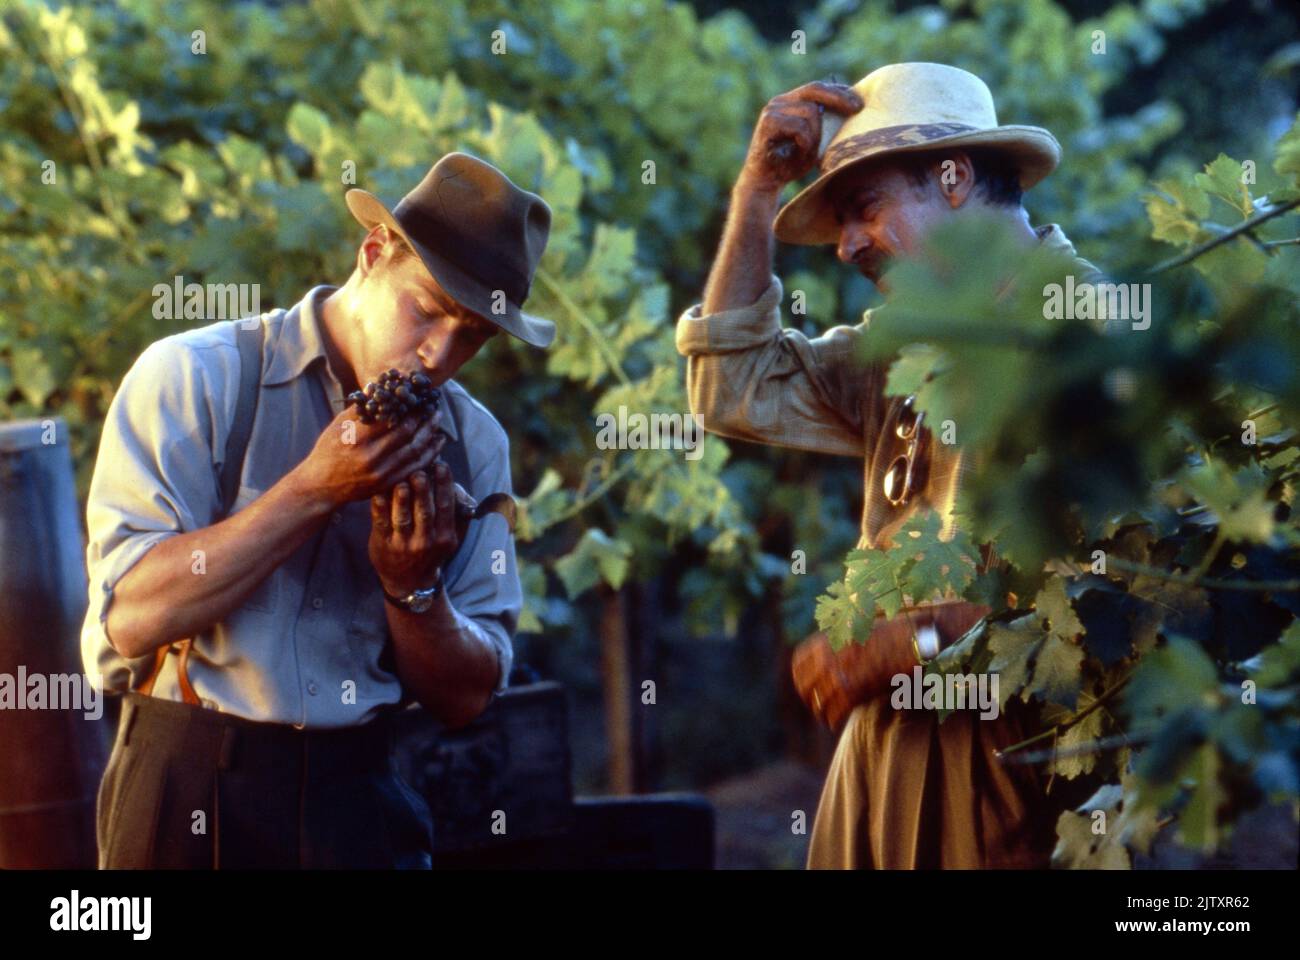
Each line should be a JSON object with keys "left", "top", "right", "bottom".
{"left": 706, "top": 759, "right": 826, "bottom": 869}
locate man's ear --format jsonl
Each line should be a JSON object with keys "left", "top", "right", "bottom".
{"left": 938, "top": 151, "right": 976, "bottom": 209}
{"left": 357, "top": 224, "right": 395, "bottom": 279}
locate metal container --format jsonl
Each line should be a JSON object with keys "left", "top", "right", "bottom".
{"left": 0, "top": 418, "right": 108, "bottom": 867}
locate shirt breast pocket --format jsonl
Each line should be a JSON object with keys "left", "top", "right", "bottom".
{"left": 227, "top": 482, "right": 279, "bottom": 613}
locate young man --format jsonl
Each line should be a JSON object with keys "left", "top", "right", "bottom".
{"left": 676, "top": 63, "right": 1103, "bottom": 868}
{"left": 82, "top": 152, "right": 554, "bottom": 868}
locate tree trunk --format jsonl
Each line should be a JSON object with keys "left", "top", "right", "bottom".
{"left": 599, "top": 585, "right": 635, "bottom": 794}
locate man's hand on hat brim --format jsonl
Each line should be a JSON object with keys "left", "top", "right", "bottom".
{"left": 742, "top": 81, "right": 864, "bottom": 195}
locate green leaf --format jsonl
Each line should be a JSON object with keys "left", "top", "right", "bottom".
{"left": 432, "top": 72, "right": 470, "bottom": 132}
{"left": 1052, "top": 809, "right": 1131, "bottom": 869}
{"left": 1026, "top": 632, "right": 1085, "bottom": 710}
{"left": 1193, "top": 232, "right": 1270, "bottom": 289}
{"left": 906, "top": 517, "right": 979, "bottom": 600}
{"left": 10, "top": 347, "right": 56, "bottom": 406}
{"left": 583, "top": 225, "right": 638, "bottom": 300}
{"left": 1052, "top": 772, "right": 1163, "bottom": 868}
{"left": 516, "top": 560, "right": 547, "bottom": 634}
{"left": 554, "top": 528, "right": 633, "bottom": 598}
{"left": 885, "top": 344, "right": 945, "bottom": 400}
{"left": 1176, "top": 743, "right": 1225, "bottom": 854}
{"left": 1273, "top": 112, "right": 1300, "bottom": 185}
{"left": 1052, "top": 705, "right": 1105, "bottom": 779}
{"left": 516, "top": 468, "right": 570, "bottom": 542}
{"left": 271, "top": 182, "right": 338, "bottom": 251}
{"left": 1180, "top": 460, "right": 1275, "bottom": 543}
{"left": 1146, "top": 178, "right": 1210, "bottom": 246}
{"left": 1254, "top": 619, "right": 1300, "bottom": 686}
{"left": 816, "top": 513, "right": 982, "bottom": 649}
{"left": 1193, "top": 154, "right": 1254, "bottom": 219}
{"left": 286, "top": 103, "right": 333, "bottom": 157}
{"left": 814, "top": 577, "right": 873, "bottom": 651}
{"left": 476, "top": 103, "right": 546, "bottom": 187}
{"left": 161, "top": 141, "right": 225, "bottom": 200}
{"left": 217, "top": 135, "right": 274, "bottom": 191}
{"left": 1124, "top": 635, "right": 1218, "bottom": 729}
{"left": 987, "top": 614, "right": 1042, "bottom": 706}
{"left": 1034, "top": 578, "right": 1085, "bottom": 644}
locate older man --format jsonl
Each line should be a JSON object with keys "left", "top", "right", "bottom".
{"left": 83, "top": 152, "right": 552, "bottom": 868}
{"left": 677, "top": 63, "right": 1102, "bottom": 868}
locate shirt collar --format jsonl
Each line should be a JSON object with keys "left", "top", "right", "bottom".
{"left": 261, "top": 285, "right": 459, "bottom": 442}
{"left": 263, "top": 285, "right": 335, "bottom": 388}
{"left": 1035, "top": 222, "right": 1077, "bottom": 256}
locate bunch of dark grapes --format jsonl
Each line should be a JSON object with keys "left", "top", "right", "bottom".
{"left": 346, "top": 369, "right": 440, "bottom": 429}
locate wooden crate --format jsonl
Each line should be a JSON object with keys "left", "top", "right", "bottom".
{"left": 392, "top": 681, "right": 574, "bottom": 854}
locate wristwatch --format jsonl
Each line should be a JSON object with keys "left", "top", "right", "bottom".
{"left": 382, "top": 571, "right": 443, "bottom": 613}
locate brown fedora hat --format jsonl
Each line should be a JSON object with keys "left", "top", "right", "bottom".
{"left": 345, "top": 152, "right": 556, "bottom": 348}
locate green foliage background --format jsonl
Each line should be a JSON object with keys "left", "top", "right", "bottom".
{"left": 2, "top": 0, "right": 1298, "bottom": 863}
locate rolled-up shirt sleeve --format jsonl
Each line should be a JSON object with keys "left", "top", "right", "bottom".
{"left": 81, "top": 337, "right": 228, "bottom": 691}
{"left": 442, "top": 420, "right": 520, "bottom": 693}
{"left": 674, "top": 274, "right": 885, "bottom": 459}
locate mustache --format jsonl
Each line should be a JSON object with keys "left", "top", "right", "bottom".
{"left": 855, "top": 255, "right": 890, "bottom": 281}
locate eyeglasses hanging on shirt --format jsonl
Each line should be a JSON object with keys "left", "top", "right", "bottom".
{"left": 882, "top": 395, "right": 929, "bottom": 508}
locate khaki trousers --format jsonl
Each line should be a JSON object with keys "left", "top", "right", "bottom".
{"left": 806, "top": 696, "right": 1060, "bottom": 869}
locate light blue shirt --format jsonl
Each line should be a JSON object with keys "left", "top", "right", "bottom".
{"left": 80, "top": 285, "right": 519, "bottom": 728}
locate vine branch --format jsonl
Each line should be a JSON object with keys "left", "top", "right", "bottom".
{"left": 534, "top": 267, "right": 632, "bottom": 387}
{"left": 994, "top": 676, "right": 1131, "bottom": 760}
{"left": 1148, "top": 197, "right": 1300, "bottom": 275}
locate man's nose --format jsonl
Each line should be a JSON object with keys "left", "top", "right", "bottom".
{"left": 837, "top": 225, "right": 870, "bottom": 265}
{"left": 419, "top": 335, "right": 452, "bottom": 373}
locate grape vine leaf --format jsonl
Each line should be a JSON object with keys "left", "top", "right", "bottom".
{"left": 1273, "top": 112, "right": 1300, "bottom": 184}
{"left": 907, "top": 513, "right": 980, "bottom": 600}
{"left": 1146, "top": 178, "right": 1210, "bottom": 246}
{"left": 816, "top": 548, "right": 899, "bottom": 650}
{"left": 1052, "top": 774, "right": 1163, "bottom": 869}
{"left": 1035, "top": 577, "right": 1086, "bottom": 644}
{"left": 814, "top": 512, "right": 981, "bottom": 650}
{"left": 1254, "top": 619, "right": 1300, "bottom": 686}
{"left": 1052, "top": 809, "right": 1131, "bottom": 869}
{"left": 1180, "top": 460, "right": 1275, "bottom": 544}
{"left": 554, "top": 528, "right": 632, "bottom": 598}
{"left": 1193, "top": 153, "right": 1253, "bottom": 219}
{"left": 814, "top": 576, "right": 873, "bottom": 652}
{"left": 1052, "top": 701, "right": 1105, "bottom": 779}
{"left": 1027, "top": 632, "right": 1086, "bottom": 711}
{"left": 1177, "top": 743, "right": 1226, "bottom": 854}
{"left": 987, "top": 613, "right": 1041, "bottom": 707}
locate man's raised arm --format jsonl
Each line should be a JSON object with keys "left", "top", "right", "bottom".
{"left": 702, "top": 81, "right": 861, "bottom": 315}
{"left": 675, "top": 82, "right": 878, "bottom": 459}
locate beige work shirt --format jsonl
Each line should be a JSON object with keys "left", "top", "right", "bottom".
{"left": 675, "top": 223, "right": 1102, "bottom": 551}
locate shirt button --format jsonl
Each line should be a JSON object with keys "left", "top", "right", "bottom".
{"left": 312, "top": 597, "right": 323, "bottom": 609}
{"left": 307, "top": 682, "right": 319, "bottom": 696}
{"left": 331, "top": 512, "right": 342, "bottom": 525}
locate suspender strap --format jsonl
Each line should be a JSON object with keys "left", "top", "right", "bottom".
{"left": 220, "top": 317, "right": 266, "bottom": 516}
{"left": 136, "top": 317, "right": 266, "bottom": 706}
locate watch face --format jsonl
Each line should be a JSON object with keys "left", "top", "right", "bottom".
{"left": 407, "top": 591, "right": 436, "bottom": 613}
